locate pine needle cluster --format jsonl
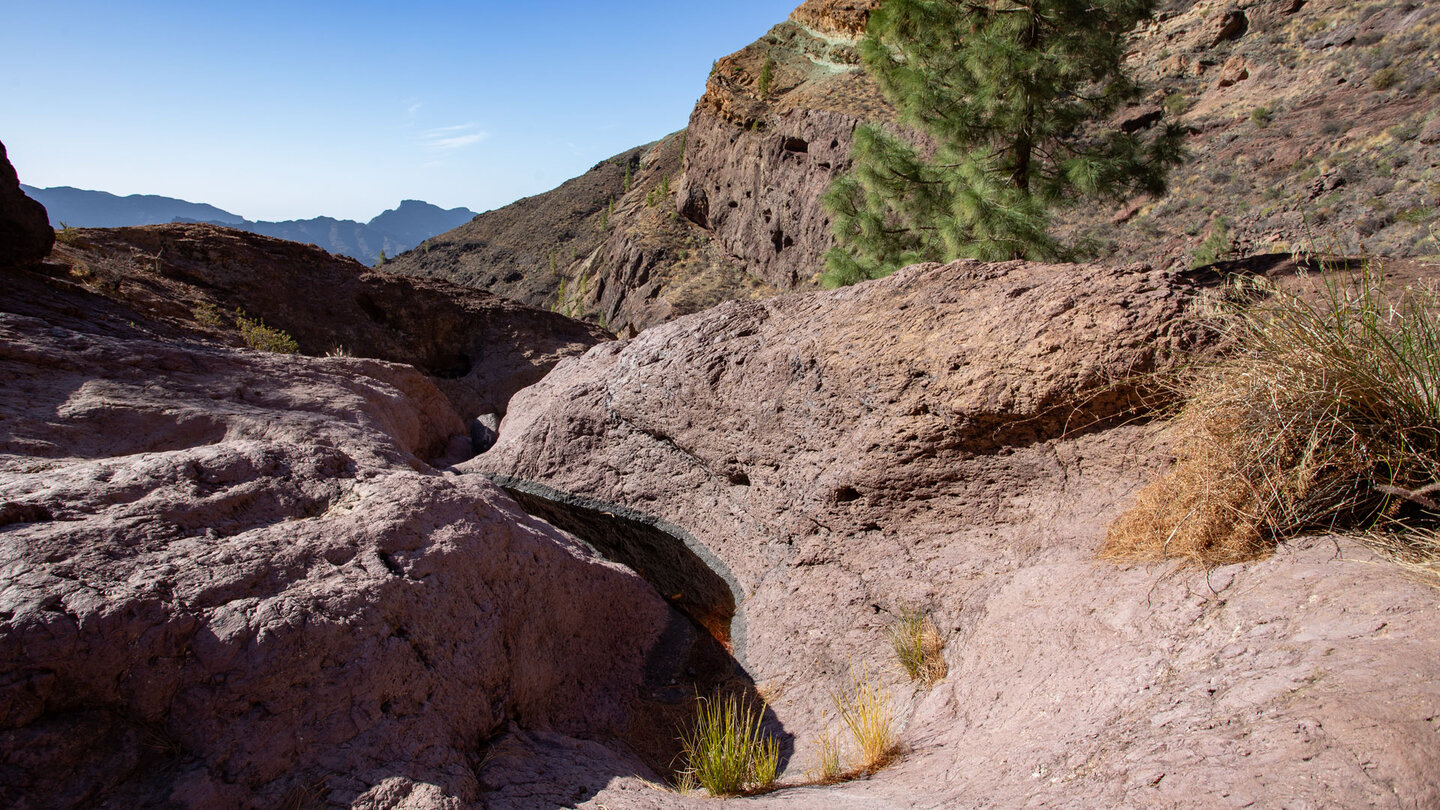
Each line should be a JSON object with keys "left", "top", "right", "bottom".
{"left": 823, "top": 0, "right": 1185, "bottom": 285}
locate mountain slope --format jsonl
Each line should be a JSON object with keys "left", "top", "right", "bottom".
{"left": 22, "top": 184, "right": 245, "bottom": 228}
{"left": 388, "top": 0, "right": 1440, "bottom": 336}
{"left": 22, "top": 186, "right": 476, "bottom": 265}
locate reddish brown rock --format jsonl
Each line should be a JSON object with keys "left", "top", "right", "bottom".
{"left": 1209, "top": 6, "right": 1250, "bottom": 46}
{"left": 0, "top": 289, "right": 681, "bottom": 807}
{"left": 1217, "top": 54, "right": 1249, "bottom": 87}
{"left": 0, "top": 142, "right": 53, "bottom": 270}
{"left": 788, "top": 0, "right": 880, "bottom": 38}
{"left": 678, "top": 5, "right": 893, "bottom": 290}
{"left": 38, "top": 223, "right": 610, "bottom": 419}
{"left": 474, "top": 260, "right": 1440, "bottom": 807}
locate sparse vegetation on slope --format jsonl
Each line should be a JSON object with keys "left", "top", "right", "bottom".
{"left": 1104, "top": 264, "right": 1440, "bottom": 567}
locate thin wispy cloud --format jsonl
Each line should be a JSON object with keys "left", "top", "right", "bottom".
{"left": 419, "top": 123, "right": 489, "bottom": 151}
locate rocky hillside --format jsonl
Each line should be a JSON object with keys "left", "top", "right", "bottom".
{"left": 5, "top": 100, "right": 1440, "bottom": 807}
{"left": 388, "top": 0, "right": 1439, "bottom": 336}
{"left": 37, "top": 223, "right": 608, "bottom": 421}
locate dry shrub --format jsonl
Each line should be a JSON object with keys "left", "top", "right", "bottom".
{"left": 889, "top": 606, "right": 947, "bottom": 685}
{"left": 1103, "top": 267, "right": 1440, "bottom": 566}
{"left": 833, "top": 665, "right": 898, "bottom": 774}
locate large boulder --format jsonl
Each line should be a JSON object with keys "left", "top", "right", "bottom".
{"left": 0, "top": 303, "right": 678, "bottom": 808}
{"left": 0, "top": 141, "right": 54, "bottom": 270}
{"left": 473, "top": 259, "right": 1440, "bottom": 807}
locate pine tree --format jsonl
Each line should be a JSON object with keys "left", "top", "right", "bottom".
{"left": 821, "top": 0, "right": 1185, "bottom": 286}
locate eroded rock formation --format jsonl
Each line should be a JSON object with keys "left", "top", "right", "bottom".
{"left": 0, "top": 274, "right": 686, "bottom": 808}
{"left": 39, "top": 223, "right": 610, "bottom": 419}
{"left": 676, "top": 0, "right": 887, "bottom": 289}
{"left": 474, "top": 259, "right": 1440, "bottom": 807}
{"left": 0, "top": 141, "right": 54, "bottom": 270}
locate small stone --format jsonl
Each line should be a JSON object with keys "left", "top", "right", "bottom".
{"left": 1218, "top": 55, "right": 1250, "bottom": 87}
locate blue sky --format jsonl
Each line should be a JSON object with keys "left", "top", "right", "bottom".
{"left": 1, "top": 1, "right": 797, "bottom": 221}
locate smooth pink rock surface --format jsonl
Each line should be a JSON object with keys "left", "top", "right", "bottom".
{"left": 475, "top": 259, "right": 1440, "bottom": 808}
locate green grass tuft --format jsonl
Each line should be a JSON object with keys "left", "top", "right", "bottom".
{"left": 679, "top": 694, "right": 779, "bottom": 797}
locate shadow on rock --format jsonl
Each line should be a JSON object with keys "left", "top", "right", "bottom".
{"left": 486, "top": 476, "right": 794, "bottom": 788}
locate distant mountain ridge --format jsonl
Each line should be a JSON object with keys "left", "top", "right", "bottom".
{"left": 20, "top": 185, "right": 476, "bottom": 265}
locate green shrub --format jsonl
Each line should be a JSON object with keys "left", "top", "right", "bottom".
{"left": 679, "top": 694, "right": 779, "bottom": 796}
{"left": 192, "top": 301, "right": 226, "bottom": 330}
{"left": 757, "top": 57, "right": 775, "bottom": 97}
{"left": 1163, "top": 91, "right": 1190, "bottom": 117}
{"left": 1372, "top": 67, "right": 1402, "bottom": 91}
{"left": 234, "top": 310, "right": 299, "bottom": 354}
{"left": 1191, "top": 217, "right": 1235, "bottom": 268}
{"left": 1250, "top": 105, "right": 1272, "bottom": 127}
{"left": 645, "top": 175, "right": 672, "bottom": 208}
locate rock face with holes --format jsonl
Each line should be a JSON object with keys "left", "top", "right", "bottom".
{"left": 0, "top": 281, "right": 681, "bottom": 808}
{"left": 47, "top": 223, "right": 611, "bottom": 420}
{"left": 0, "top": 141, "right": 53, "bottom": 270}
{"left": 676, "top": 0, "right": 887, "bottom": 289}
{"left": 474, "top": 259, "right": 1440, "bottom": 807}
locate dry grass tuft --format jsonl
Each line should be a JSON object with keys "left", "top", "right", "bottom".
{"left": 889, "top": 606, "right": 947, "bottom": 685}
{"left": 805, "top": 717, "right": 845, "bottom": 784}
{"left": 833, "top": 665, "right": 899, "bottom": 774}
{"left": 1103, "top": 266, "right": 1440, "bottom": 567}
